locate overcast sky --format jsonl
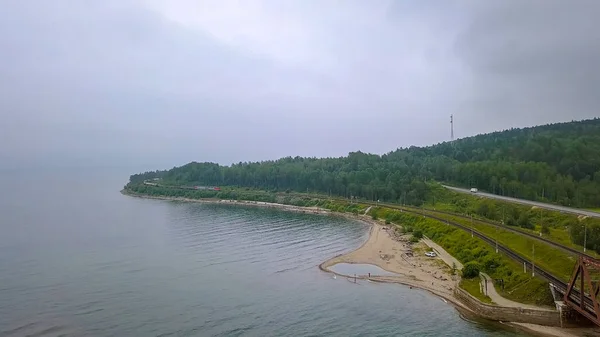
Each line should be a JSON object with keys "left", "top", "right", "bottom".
{"left": 1, "top": 0, "right": 598, "bottom": 170}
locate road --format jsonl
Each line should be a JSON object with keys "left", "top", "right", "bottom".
{"left": 422, "top": 237, "right": 463, "bottom": 271}
{"left": 443, "top": 185, "right": 600, "bottom": 219}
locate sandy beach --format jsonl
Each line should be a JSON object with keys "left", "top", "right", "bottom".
{"left": 320, "top": 220, "right": 462, "bottom": 304}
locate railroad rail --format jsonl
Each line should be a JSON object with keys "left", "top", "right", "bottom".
{"left": 399, "top": 205, "right": 594, "bottom": 259}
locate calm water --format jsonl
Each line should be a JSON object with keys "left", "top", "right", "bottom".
{"left": 0, "top": 170, "right": 529, "bottom": 336}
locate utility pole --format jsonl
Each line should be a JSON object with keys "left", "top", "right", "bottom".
{"left": 532, "top": 244, "right": 535, "bottom": 277}
{"left": 539, "top": 208, "right": 543, "bottom": 236}
{"left": 584, "top": 223, "right": 587, "bottom": 253}
{"left": 495, "top": 226, "right": 498, "bottom": 253}
{"left": 470, "top": 214, "right": 474, "bottom": 237}
{"left": 450, "top": 114, "right": 454, "bottom": 142}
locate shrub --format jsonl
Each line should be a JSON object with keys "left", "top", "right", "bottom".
{"left": 462, "top": 262, "right": 480, "bottom": 279}
{"left": 518, "top": 212, "right": 533, "bottom": 229}
{"left": 541, "top": 224, "right": 550, "bottom": 235}
{"left": 413, "top": 229, "right": 423, "bottom": 239}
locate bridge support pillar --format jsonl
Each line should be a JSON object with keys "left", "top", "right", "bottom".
{"left": 555, "top": 301, "right": 595, "bottom": 328}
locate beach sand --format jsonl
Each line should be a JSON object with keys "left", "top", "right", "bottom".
{"left": 320, "top": 220, "right": 460, "bottom": 303}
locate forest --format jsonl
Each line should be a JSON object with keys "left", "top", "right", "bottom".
{"left": 128, "top": 118, "right": 600, "bottom": 208}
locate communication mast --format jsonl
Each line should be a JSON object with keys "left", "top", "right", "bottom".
{"left": 450, "top": 114, "right": 454, "bottom": 141}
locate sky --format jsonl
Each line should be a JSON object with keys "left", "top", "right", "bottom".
{"left": 1, "top": 0, "right": 599, "bottom": 171}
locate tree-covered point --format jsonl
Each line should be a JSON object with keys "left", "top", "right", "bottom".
{"left": 128, "top": 118, "right": 600, "bottom": 207}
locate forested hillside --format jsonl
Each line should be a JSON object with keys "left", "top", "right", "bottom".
{"left": 128, "top": 118, "right": 600, "bottom": 208}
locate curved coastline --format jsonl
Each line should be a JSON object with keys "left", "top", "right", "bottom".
{"left": 318, "top": 221, "right": 469, "bottom": 311}
{"left": 122, "top": 190, "right": 589, "bottom": 337}
{"left": 121, "top": 189, "right": 333, "bottom": 215}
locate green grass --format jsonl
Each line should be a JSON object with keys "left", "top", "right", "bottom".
{"left": 426, "top": 205, "right": 597, "bottom": 257}
{"left": 420, "top": 184, "right": 600, "bottom": 255}
{"left": 375, "top": 194, "right": 597, "bottom": 260}
{"left": 460, "top": 278, "right": 492, "bottom": 304}
{"left": 416, "top": 210, "right": 577, "bottom": 281}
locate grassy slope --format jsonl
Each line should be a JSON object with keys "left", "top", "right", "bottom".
{"left": 423, "top": 183, "right": 599, "bottom": 257}
{"left": 460, "top": 278, "right": 492, "bottom": 304}
{"left": 415, "top": 210, "right": 577, "bottom": 280}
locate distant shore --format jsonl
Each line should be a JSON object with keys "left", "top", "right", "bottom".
{"left": 121, "top": 189, "right": 333, "bottom": 215}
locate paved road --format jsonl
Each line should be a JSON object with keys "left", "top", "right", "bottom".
{"left": 443, "top": 185, "right": 600, "bottom": 219}
{"left": 422, "top": 237, "right": 463, "bottom": 270}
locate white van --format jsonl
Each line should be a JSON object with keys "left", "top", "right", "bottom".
{"left": 470, "top": 188, "right": 478, "bottom": 193}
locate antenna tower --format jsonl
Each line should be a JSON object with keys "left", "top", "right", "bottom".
{"left": 450, "top": 114, "right": 454, "bottom": 141}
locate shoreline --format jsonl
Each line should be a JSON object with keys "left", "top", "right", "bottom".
{"left": 318, "top": 221, "right": 468, "bottom": 310}
{"left": 123, "top": 190, "right": 591, "bottom": 336}
{"left": 318, "top": 218, "right": 589, "bottom": 337}
{"left": 121, "top": 189, "right": 334, "bottom": 215}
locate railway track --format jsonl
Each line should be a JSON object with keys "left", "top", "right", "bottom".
{"left": 404, "top": 205, "right": 594, "bottom": 259}
{"left": 323, "top": 196, "right": 592, "bottom": 259}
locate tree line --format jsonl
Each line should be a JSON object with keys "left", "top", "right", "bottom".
{"left": 129, "top": 118, "right": 600, "bottom": 208}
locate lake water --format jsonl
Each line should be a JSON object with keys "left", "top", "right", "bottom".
{"left": 0, "top": 170, "right": 529, "bottom": 336}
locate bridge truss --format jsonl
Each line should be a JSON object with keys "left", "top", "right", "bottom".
{"left": 564, "top": 255, "right": 600, "bottom": 326}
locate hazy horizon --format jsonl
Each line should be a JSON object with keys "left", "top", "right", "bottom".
{"left": 2, "top": 1, "right": 599, "bottom": 171}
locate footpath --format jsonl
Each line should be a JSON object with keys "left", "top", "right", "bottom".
{"left": 479, "top": 273, "right": 546, "bottom": 310}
